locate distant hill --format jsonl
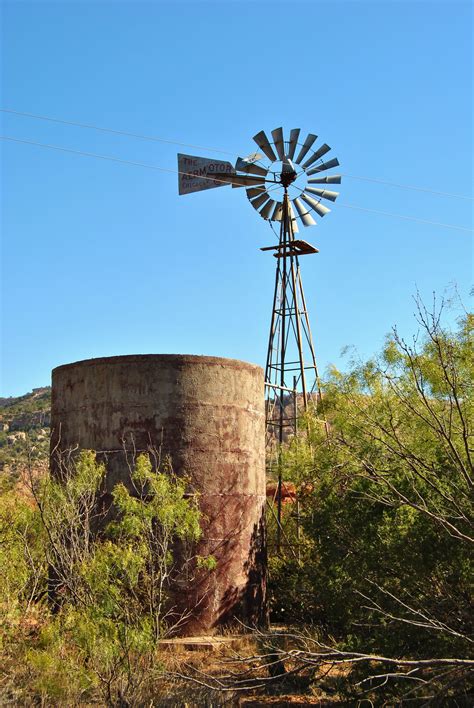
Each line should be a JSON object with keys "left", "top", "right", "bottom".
{"left": 0, "top": 387, "right": 51, "bottom": 474}
{"left": 0, "top": 386, "right": 51, "bottom": 413}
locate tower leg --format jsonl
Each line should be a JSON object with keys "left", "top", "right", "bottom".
{"left": 264, "top": 191, "right": 321, "bottom": 442}
{"left": 264, "top": 191, "right": 323, "bottom": 552}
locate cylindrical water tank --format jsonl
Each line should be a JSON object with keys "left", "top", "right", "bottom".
{"left": 50, "top": 354, "right": 266, "bottom": 635}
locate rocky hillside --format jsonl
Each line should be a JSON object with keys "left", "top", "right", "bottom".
{"left": 0, "top": 387, "right": 51, "bottom": 474}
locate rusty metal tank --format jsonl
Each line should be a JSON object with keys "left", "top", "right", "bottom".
{"left": 50, "top": 354, "right": 266, "bottom": 635}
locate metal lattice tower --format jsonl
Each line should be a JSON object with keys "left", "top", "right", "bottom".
{"left": 263, "top": 190, "right": 322, "bottom": 449}
{"left": 177, "top": 130, "right": 341, "bottom": 426}
{"left": 177, "top": 127, "right": 341, "bottom": 535}
{"left": 177, "top": 126, "right": 341, "bottom": 552}
{"left": 177, "top": 127, "right": 341, "bottom": 439}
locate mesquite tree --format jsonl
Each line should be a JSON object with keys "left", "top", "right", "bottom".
{"left": 268, "top": 297, "right": 473, "bottom": 701}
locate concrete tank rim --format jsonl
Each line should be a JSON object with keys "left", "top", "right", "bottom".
{"left": 52, "top": 354, "right": 264, "bottom": 377}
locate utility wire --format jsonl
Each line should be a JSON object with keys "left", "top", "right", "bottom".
{"left": 1, "top": 134, "right": 472, "bottom": 234}
{"left": 0, "top": 135, "right": 234, "bottom": 185}
{"left": 340, "top": 173, "right": 472, "bottom": 202}
{"left": 0, "top": 107, "right": 235, "bottom": 155}
{"left": 2, "top": 107, "right": 472, "bottom": 201}
{"left": 337, "top": 202, "right": 473, "bottom": 234}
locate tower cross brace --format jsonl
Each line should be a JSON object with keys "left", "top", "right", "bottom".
{"left": 263, "top": 189, "right": 322, "bottom": 446}
{"left": 263, "top": 182, "right": 325, "bottom": 551}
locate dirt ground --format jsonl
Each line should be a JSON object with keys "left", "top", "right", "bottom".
{"left": 156, "top": 634, "right": 350, "bottom": 706}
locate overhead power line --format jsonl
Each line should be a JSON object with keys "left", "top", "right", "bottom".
{"left": 1, "top": 134, "right": 472, "bottom": 234}
{"left": 0, "top": 107, "right": 234, "bottom": 155}
{"left": 337, "top": 202, "right": 473, "bottom": 233}
{"left": 340, "top": 173, "right": 472, "bottom": 201}
{"left": 2, "top": 107, "right": 472, "bottom": 201}
{"left": 0, "top": 134, "right": 234, "bottom": 184}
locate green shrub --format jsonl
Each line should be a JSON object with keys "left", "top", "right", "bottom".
{"left": 270, "top": 306, "right": 473, "bottom": 664}
{"left": 0, "top": 451, "right": 205, "bottom": 704}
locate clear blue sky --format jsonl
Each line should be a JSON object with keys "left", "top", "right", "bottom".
{"left": 1, "top": 0, "right": 472, "bottom": 397}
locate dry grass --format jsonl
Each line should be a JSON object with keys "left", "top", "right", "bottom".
{"left": 154, "top": 633, "right": 351, "bottom": 706}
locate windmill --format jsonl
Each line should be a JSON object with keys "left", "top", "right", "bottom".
{"left": 177, "top": 127, "right": 341, "bottom": 449}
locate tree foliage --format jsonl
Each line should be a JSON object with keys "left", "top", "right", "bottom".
{"left": 0, "top": 451, "right": 205, "bottom": 704}
{"left": 269, "top": 299, "right": 473, "bottom": 699}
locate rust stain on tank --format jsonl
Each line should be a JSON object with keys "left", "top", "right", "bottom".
{"left": 50, "top": 354, "right": 267, "bottom": 636}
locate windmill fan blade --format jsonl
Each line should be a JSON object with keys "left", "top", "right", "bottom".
{"left": 288, "top": 203, "right": 299, "bottom": 234}
{"left": 306, "top": 187, "right": 339, "bottom": 202}
{"left": 306, "top": 157, "right": 340, "bottom": 176}
{"left": 301, "top": 193, "right": 331, "bottom": 217}
{"left": 271, "top": 202, "right": 283, "bottom": 221}
{"left": 302, "top": 143, "right": 331, "bottom": 170}
{"left": 260, "top": 199, "right": 276, "bottom": 220}
{"left": 250, "top": 192, "right": 271, "bottom": 210}
{"left": 235, "top": 157, "right": 268, "bottom": 177}
{"left": 308, "top": 175, "right": 342, "bottom": 184}
{"left": 253, "top": 130, "right": 277, "bottom": 162}
{"left": 246, "top": 186, "right": 266, "bottom": 199}
{"left": 293, "top": 198, "right": 317, "bottom": 227}
{"left": 287, "top": 128, "right": 300, "bottom": 160}
{"left": 239, "top": 164, "right": 268, "bottom": 177}
{"left": 293, "top": 197, "right": 309, "bottom": 218}
{"left": 222, "top": 174, "right": 266, "bottom": 188}
{"left": 294, "top": 133, "right": 317, "bottom": 164}
{"left": 271, "top": 127, "right": 286, "bottom": 160}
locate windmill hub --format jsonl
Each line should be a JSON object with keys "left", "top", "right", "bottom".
{"left": 279, "top": 167, "right": 297, "bottom": 189}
